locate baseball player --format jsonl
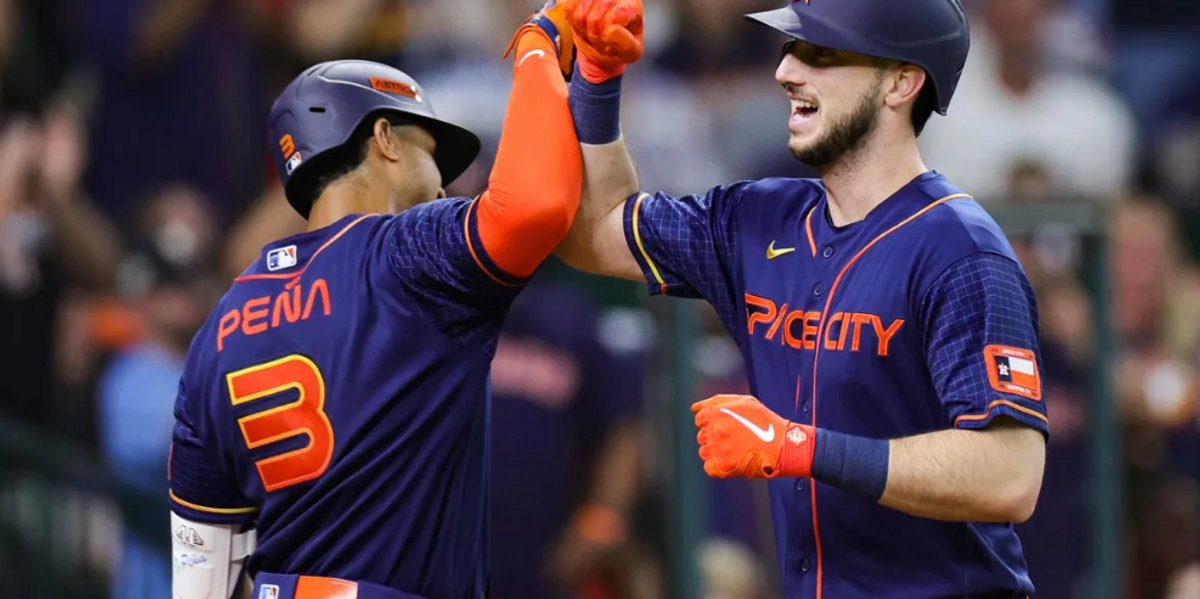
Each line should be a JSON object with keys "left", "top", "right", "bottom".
{"left": 166, "top": 5, "right": 588, "bottom": 599}
{"left": 554, "top": 0, "right": 1048, "bottom": 598}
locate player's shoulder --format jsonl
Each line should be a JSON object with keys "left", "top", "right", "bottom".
{"left": 913, "top": 172, "right": 1017, "bottom": 261}
{"left": 233, "top": 213, "right": 391, "bottom": 282}
{"left": 390, "top": 195, "right": 474, "bottom": 227}
{"left": 737, "top": 177, "right": 824, "bottom": 203}
{"left": 721, "top": 176, "right": 824, "bottom": 220}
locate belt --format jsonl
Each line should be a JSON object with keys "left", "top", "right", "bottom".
{"left": 251, "top": 572, "right": 429, "bottom": 599}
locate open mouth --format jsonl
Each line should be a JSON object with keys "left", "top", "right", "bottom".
{"left": 791, "top": 99, "right": 819, "bottom": 123}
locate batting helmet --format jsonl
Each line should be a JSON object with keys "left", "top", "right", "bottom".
{"left": 268, "top": 60, "right": 481, "bottom": 217}
{"left": 745, "top": 0, "right": 970, "bottom": 115}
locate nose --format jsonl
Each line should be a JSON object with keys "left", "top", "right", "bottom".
{"left": 776, "top": 51, "right": 807, "bottom": 88}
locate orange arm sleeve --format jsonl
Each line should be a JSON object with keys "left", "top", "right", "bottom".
{"left": 474, "top": 32, "right": 583, "bottom": 279}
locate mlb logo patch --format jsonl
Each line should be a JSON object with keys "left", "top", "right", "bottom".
{"left": 285, "top": 152, "right": 303, "bottom": 176}
{"left": 258, "top": 584, "right": 279, "bottom": 599}
{"left": 267, "top": 245, "right": 298, "bottom": 271}
{"left": 985, "top": 345, "right": 1041, "bottom": 401}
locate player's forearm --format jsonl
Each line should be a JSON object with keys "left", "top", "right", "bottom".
{"left": 878, "top": 421, "right": 1045, "bottom": 523}
{"left": 555, "top": 68, "right": 640, "bottom": 275}
{"left": 580, "top": 138, "right": 639, "bottom": 229}
{"left": 476, "top": 31, "right": 582, "bottom": 278}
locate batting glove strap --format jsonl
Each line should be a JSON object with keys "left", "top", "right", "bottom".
{"left": 776, "top": 423, "right": 817, "bottom": 478}
{"left": 576, "top": 50, "right": 626, "bottom": 83}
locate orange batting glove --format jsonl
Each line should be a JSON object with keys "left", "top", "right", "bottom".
{"left": 692, "top": 394, "right": 816, "bottom": 479}
{"left": 504, "top": 0, "right": 577, "bottom": 79}
{"left": 562, "top": 0, "right": 644, "bottom": 82}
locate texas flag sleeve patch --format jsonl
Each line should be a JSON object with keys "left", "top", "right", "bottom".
{"left": 984, "top": 345, "right": 1042, "bottom": 401}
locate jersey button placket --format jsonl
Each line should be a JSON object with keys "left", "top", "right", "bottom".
{"left": 800, "top": 558, "right": 811, "bottom": 573}
{"left": 812, "top": 283, "right": 823, "bottom": 297}
{"left": 822, "top": 245, "right": 833, "bottom": 258}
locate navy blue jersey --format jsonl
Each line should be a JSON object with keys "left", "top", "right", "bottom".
{"left": 624, "top": 171, "right": 1047, "bottom": 599}
{"left": 169, "top": 198, "right": 526, "bottom": 599}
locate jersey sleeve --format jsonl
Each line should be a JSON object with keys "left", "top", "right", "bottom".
{"left": 623, "top": 183, "right": 747, "bottom": 329}
{"left": 383, "top": 197, "right": 526, "bottom": 348}
{"left": 169, "top": 379, "right": 258, "bottom": 526}
{"left": 921, "top": 252, "right": 1049, "bottom": 437}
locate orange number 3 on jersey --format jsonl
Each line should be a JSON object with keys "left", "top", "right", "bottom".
{"left": 227, "top": 355, "right": 334, "bottom": 492}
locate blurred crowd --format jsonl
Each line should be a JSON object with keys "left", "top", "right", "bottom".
{"left": 1, "top": 0, "right": 1200, "bottom": 598}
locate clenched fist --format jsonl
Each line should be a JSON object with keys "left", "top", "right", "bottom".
{"left": 692, "top": 394, "right": 816, "bottom": 479}
{"left": 562, "top": 0, "right": 644, "bottom": 80}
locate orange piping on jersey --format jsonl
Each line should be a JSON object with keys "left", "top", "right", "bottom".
{"left": 169, "top": 490, "right": 258, "bottom": 515}
{"left": 805, "top": 208, "right": 817, "bottom": 256}
{"left": 295, "top": 576, "right": 359, "bottom": 599}
{"left": 807, "top": 192, "right": 970, "bottom": 599}
{"left": 794, "top": 374, "right": 803, "bottom": 419}
{"left": 954, "top": 400, "right": 1049, "bottom": 427}
{"left": 235, "top": 214, "right": 375, "bottom": 283}
{"left": 464, "top": 197, "right": 523, "bottom": 288}
{"left": 631, "top": 193, "right": 669, "bottom": 294}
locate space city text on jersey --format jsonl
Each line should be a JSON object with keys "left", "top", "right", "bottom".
{"left": 745, "top": 292, "right": 905, "bottom": 356}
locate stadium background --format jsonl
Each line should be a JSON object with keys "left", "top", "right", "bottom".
{"left": 1, "top": 0, "right": 1200, "bottom": 598}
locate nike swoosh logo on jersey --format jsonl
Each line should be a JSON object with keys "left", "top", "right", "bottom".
{"left": 519, "top": 49, "right": 546, "bottom": 67}
{"left": 720, "top": 408, "right": 775, "bottom": 442}
{"left": 767, "top": 241, "right": 795, "bottom": 260}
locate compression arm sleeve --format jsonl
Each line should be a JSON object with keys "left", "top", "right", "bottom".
{"left": 475, "top": 32, "right": 583, "bottom": 278}
{"left": 171, "top": 511, "right": 255, "bottom": 599}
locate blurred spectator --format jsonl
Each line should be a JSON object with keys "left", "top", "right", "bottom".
{"left": 77, "top": 0, "right": 268, "bottom": 226}
{"left": 258, "top": 0, "right": 414, "bottom": 98}
{"left": 653, "top": 0, "right": 778, "bottom": 78}
{"left": 0, "top": 0, "right": 75, "bottom": 115}
{"left": 920, "top": 0, "right": 1136, "bottom": 202}
{"left": 489, "top": 277, "right": 659, "bottom": 599}
{"left": 1109, "top": 197, "right": 1200, "bottom": 359}
{"left": 1127, "top": 473, "right": 1200, "bottom": 599}
{"left": 1107, "top": 197, "right": 1200, "bottom": 491}
{"left": 1006, "top": 230, "right": 1094, "bottom": 599}
{"left": 1109, "top": 0, "right": 1200, "bottom": 150}
{"left": 97, "top": 183, "right": 220, "bottom": 599}
{"left": 0, "top": 101, "right": 121, "bottom": 432}
{"left": 699, "top": 538, "right": 770, "bottom": 599}
{"left": 276, "top": 0, "right": 407, "bottom": 65}
{"left": 221, "top": 185, "right": 305, "bottom": 281}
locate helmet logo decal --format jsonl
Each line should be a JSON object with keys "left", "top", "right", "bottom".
{"left": 370, "top": 77, "right": 422, "bottom": 102}
{"left": 280, "top": 134, "right": 302, "bottom": 175}
{"left": 280, "top": 134, "right": 296, "bottom": 159}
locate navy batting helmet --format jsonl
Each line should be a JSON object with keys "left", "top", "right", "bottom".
{"left": 268, "top": 60, "right": 481, "bottom": 217}
{"left": 745, "top": 0, "right": 970, "bottom": 115}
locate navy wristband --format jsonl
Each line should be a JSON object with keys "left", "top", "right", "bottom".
{"left": 568, "top": 63, "right": 623, "bottom": 145}
{"left": 811, "top": 429, "right": 890, "bottom": 501}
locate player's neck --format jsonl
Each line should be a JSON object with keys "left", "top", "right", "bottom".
{"left": 307, "top": 178, "right": 389, "bottom": 232}
{"left": 820, "top": 131, "right": 927, "bottom": 228}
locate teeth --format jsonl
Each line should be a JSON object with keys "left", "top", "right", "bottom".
{"left": 791, "top": 99, "right": 817, "bottom": 110}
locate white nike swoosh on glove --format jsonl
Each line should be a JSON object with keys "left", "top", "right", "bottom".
{"left": 719, "top": 407, "right": 775, "bottom": 442}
